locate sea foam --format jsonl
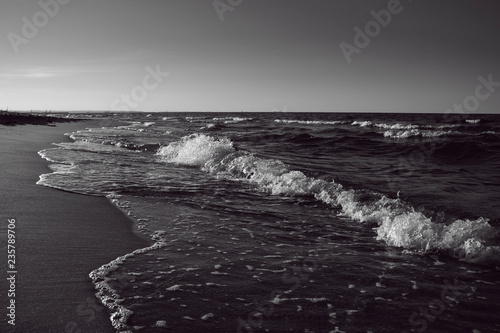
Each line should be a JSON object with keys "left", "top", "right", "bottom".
{"left": 89, "top": 241, "right": 167, "bottom": 331}
{"left": 274, "top": 119, "right": 346, "bottom": 125}
{"left": 157, "top": 134, "right": 234, "bottom": 166}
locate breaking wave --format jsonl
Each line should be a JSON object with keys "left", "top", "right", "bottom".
{"left": 156, "top": 134, "right": 234, "bottom": 166}
{"left": 157, "top": 134, "right": 500, "bottom": 265}
{"left": 383, "top": 129, "right": 457, "bottom": 139}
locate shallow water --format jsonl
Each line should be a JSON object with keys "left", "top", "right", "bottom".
{"left": 38, "top": 112, "right": 500, "bottom": 332}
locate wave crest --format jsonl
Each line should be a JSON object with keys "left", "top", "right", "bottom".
{"left": 383, "top": 129, "right": 455, "bottom": 139}
{"left": 157, "top": 134, "right": 234, "bottom": 166}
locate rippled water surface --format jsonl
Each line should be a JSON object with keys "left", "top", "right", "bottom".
{"left": 38, "top": 112, "right": 500, "bottom": 332}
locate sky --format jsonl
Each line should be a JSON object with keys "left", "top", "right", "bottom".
{"left": 1, "top": 0, "right": 499, "bottom": 112}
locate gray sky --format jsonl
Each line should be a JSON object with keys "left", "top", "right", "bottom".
{"left": 1, "top": 0, "right": 499, "bottom": 112}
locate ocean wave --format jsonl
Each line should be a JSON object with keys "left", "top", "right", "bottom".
{"left": 352, "top": 120, "right": 456, "bottom": 131}
{"left": 433, "top": 124, "right": 463, "bottom": 129}
{"left": 274, "top": 119, "right": 488, "bottom": 140}
{"left": 157, "top": 134, "right": 234, "bottom": 166}
{"left": 57, "top": 140, "right": 132, "bottom": 153}
{"left": 212, "top": 116, "right": 253, "bottom": 124}
{"left": 349, "top": 121, "right": 484, "bottom": 139}
{"left": 68, "top": 127, "right": 166, "bottom": 152}
{"left": 68, "top": 135, "right": 148, "bottom": 151}
{"left": 466, "top": 119, "right": 481, "bottom": 124}
{"left": 275, "top": 119, "right": 346, "bottom": 125}
{"left": 185, "top": 116, "right": 209, "bottom": 121}
{"left": 156, "top": 134, "right": 499, "bottom": 266}
{"left": 351, "top": 120, "right": 419, "bottom": 130}
{"left": 384, "top": 129, "right": 498, "bottom": 139}
{"left": 89, "top": 241, "right": 167, "bottom": 331}
{"left": 431, "top": 141, "right": 491, "bottom": 161}
{"left": 351, "top": 120, "right": 373, "bottom": 127}
{"left": 383, "top": 129, "right": 456, "bottom": 139}
{"left": 200, "top": 123, "right": 225, "bottom": 130}
{"left": 374, "top": 123, "right": 419, "bottom": 130}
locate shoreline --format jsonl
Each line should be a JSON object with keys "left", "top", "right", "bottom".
{"left": 0, "top": 120, "right": 150, "bottom": 332}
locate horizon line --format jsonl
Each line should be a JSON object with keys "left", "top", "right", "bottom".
{"left": 2, "top": 109, "right": 499, "bottom": 115}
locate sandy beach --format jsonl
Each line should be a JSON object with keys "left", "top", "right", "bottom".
{"left": 0, "top": 119, "right": 149, "bottom": 332}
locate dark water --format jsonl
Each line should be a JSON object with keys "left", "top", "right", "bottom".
{"left": 38, "top": 112, "right": 500, "bottom": 332}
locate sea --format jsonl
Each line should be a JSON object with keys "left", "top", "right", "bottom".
{"left": 37, "top": 112, "right": 500, "bottom": 333}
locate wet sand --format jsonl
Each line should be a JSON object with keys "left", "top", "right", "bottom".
{"left": 0, "top": 120, "right": 150, "bottom": 332}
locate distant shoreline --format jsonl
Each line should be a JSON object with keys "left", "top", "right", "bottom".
{"left": 0, "top": 111, "right": 83, "bottom": 126}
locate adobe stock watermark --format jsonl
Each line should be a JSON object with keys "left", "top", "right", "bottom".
{"left": 445, "top": 74, "right": 499, "bottom": 115}
{"left": 272, "top": 106, "right": 287, "bottom": 113}
{"left": 51, "top": 297, "right": 105, "bottom": 333}
{"left": 340, "top": 0, "right": 413, "bottom": 64}
{"left": 272, "top": 106, "right": 288, "bottom": 126}
{"left": 237, "top": 257, "right": 320, "bottom": 333}
{"left": 384, "top": 73, "right": 499, "bottom": 193}
{"left": 7, "top": 0, "right": 71, "bottom": 54}
{"left": 401, "top": 277, "right": 475, "bottom": 333}
{"left": 110, "top": 65, "right": 169, "bottom": 112}
{"left": 213, "top": 0, "right": 243, "bottom": 22}
{"left": 236, "top": 237, "right": 336, "bottom": 332}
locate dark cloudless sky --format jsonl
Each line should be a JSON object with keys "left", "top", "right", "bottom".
{"left": 1, "top": 0, "right": 499, "bottom": 112}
